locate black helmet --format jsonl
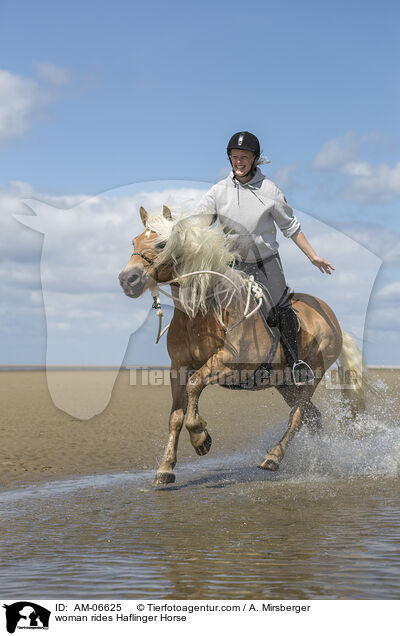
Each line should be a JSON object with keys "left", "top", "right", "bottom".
{"left": 227, "top": 131, "right": 260, "bottom": 158}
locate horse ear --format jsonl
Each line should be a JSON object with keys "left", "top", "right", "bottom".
{"left": 163, "top": 205, "right": 172, "bottom": 220}
{"left": 140, "top": 206, "right": 148, "bottom": 226}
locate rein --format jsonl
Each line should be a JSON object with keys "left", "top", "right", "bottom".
{"left": 150, "top": 270, "right": 263, "bottom": 343}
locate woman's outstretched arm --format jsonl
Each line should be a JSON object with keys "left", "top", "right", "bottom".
{"left": 291, "top": 231, "right": 335, "bottom": 274}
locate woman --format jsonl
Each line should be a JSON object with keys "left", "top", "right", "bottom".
{"left": 198, "top": 131, "right": 334, "bottom": 385}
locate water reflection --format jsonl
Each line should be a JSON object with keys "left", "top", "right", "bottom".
{"left": 1, "top": 460, "right": 399, "bottom": 599}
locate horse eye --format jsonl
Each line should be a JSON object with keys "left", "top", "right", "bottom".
{"left": 156, "top": 241, "right": 166, "bottom": 250}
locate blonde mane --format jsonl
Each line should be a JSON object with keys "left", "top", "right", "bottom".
{"left": 146, "top": 209, "right": 248, "bottom": 322}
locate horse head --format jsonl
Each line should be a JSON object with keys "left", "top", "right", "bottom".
{"left": 119, "top": 205, "right": 174, "bottom": 298}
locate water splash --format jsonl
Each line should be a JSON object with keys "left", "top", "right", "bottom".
{"left": 258, "top": 379, "right": 400, "bottom": 483}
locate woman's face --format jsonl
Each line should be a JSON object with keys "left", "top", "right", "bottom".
{"left": 229, "top": 149, "right": 256, "bottom": 181}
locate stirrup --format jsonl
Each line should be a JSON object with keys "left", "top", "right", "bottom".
{"left": 292, "top": 360, "right": 315, "bottom": 386}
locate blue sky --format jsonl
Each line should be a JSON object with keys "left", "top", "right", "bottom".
{"left": 0, "top": 0, "right": 399, "bottom": 369}
{"left": 1, "top": 0, "right": 399, "bottom": 194}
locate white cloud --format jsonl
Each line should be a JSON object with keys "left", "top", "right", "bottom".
{"left": 343, "top": 160, "right": 400, "bottom": 202}
{"left": 0, "top": 70, "right": 43, "bottom": 143}
{"left": 340, "top": 225, "right": 400, "bottom": 266}
{"left": 34, "top": 62, "right": 71, "bottom": 86}
{"left": 344, "top": 161, "right": 371, "bottom": 177}
{"left": 272, "top": 161, "right": 302, "bottom": 192}
{"left": 0, "top": 65, "right": 71, "bottom": 144}
{"left": 377, "top": 281, "right": 400, "bottom": 299}
{"left": 312, "top": 132, "right": 359, "bottom": 170}
{"left": 312, "top": 132, "right": 400, "bottom": 203}
{"left": 365, "top": 305, "right": 400, "bottom": 330}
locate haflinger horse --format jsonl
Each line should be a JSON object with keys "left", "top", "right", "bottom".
{"left": 119, "top": 205, "right": 366, "bottom": 485}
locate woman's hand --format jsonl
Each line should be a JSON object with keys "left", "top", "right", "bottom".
{"left": 311, "top": 256, "right": 335, "bottom": 274}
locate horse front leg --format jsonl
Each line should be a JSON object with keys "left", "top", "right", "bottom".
{"left": 154, "top": 369, "right": 188, "bottom": 485}
{"left": 185, "top": 371, "right": 212, "bottom": 456}
{"left": 185, "top": 353, "right": 228, "bottom": 456}
{"left": 259, "top": 387, "right": 314, "bottom": 471}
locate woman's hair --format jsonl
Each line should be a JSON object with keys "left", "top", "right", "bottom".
{"left": 256, "top": 152, "right": 271, "bottom": 166}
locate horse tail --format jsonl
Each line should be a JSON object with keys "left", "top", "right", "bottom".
{"left": 337, "top": 330, "right": 369, "bottom": 417}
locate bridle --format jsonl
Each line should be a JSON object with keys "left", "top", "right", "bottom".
{"left": 131, "top": 250, "right": 159, "bottom": 281}
{"left": 130, "top": 247, "right": 264, "bottom": 343}
{"left": 131, "top": 251, "right": 155, "bottom": 266}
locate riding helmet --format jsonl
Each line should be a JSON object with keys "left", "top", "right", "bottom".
{"left": 227, "top": 131, "right": 260, "bottom": 158}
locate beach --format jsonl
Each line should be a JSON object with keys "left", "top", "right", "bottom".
{"left": 1, "top": 367, "right": 399, "bottom": 490}
{"left": 0, "top": 368, "right": 292, "bottom": 489}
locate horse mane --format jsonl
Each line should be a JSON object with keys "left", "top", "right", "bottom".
{"left": 146, "top": 209, "right": 248, "bottom": 323}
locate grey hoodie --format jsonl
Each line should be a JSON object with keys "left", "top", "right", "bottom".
{"left": 198, "top": 168, "right": 301, "bottom": 262}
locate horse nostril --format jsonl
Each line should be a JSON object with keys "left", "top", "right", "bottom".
{"left": 127, "top": 273, "right": 140, "bottom": 286}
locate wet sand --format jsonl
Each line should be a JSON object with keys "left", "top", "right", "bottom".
{"left": 0, "top": 368, "right": 292, "bottom": 490}
{"left": 0, "top": 368, "right": 398, "bottom": 490}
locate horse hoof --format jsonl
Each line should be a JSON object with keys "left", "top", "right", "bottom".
{"left": 195, "top": 432, "right": 212, "bottom": 456}
{"left": 153, "top": 472, "right": 176, "bottom": 485}
{"left": 258, "top": 458, "right": 280, "bottom": 471}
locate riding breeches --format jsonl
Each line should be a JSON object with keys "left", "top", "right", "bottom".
{"left": 237, "top": 253, "right": 300, "bottom": 367}
{"left": 236, "top": 252, "right": 292, "bottom": 314}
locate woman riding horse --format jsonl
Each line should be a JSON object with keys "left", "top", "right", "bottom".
{"left": 119, "top": 204, "right": 364, "bottom": 485}
{"left": 198, "top": 131, "right": 334, "bottom": 385}
{"left": 118, "top": 132, "right": 367, "bottom": 485}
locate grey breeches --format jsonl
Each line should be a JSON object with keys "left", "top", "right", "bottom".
{"left": 236, "top": 253, "right": 292, "bottom": 314}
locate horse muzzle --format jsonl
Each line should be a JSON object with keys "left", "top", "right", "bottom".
{"left": 118, "top": 267, "right": 147, "bottom": 298}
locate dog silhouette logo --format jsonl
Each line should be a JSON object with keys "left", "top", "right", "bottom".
{"left": 3, "top": 602, "right": 51, "bottom": 633}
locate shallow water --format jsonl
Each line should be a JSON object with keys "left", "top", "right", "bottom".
{"left": 1, "top": 389, "right": 400, "bottom": 600}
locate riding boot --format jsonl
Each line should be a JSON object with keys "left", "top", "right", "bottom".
{"left": 278, "top": 307, "right": 315, "bottom": 385}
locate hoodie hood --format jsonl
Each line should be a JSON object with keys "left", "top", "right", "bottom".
{"left": 230, "top": 167, "right": 266, "bottom": 206}
{"left": 230, "top": 167, "right": 265, "bottom": 188}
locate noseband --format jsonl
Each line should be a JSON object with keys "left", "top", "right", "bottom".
{"left": 131, "top": 251, "right": 159, "bottom": 281}
{"left": 131, "top": 251, "right": 155, "bottom": 266}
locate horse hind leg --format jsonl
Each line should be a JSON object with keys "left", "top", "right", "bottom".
{"left": 277, "top": 385, "right": 322, "bottom": 434}
{"left": 259, "top": 387, "right": 314, "bottom": 471}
